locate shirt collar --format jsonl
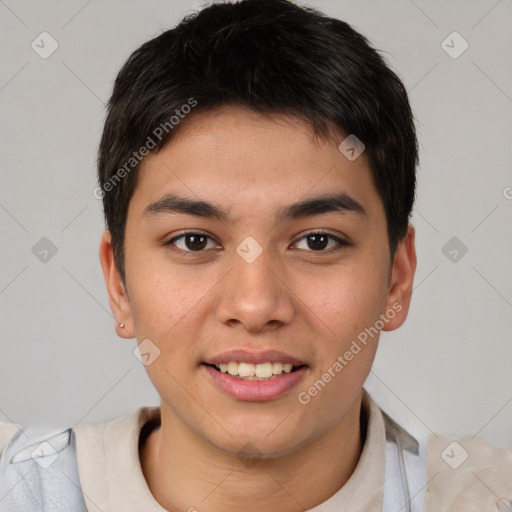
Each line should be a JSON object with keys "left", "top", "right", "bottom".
{"left": 74, "top": 389, "right": 386, "bottom": 511}
{"left": 308, "top": 389, "right": 386, "bottom": 511}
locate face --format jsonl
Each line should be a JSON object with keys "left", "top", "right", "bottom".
{"left": 100, "top": 105, "right": 416, "bottom": 458}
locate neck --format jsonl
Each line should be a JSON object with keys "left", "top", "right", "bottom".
{"left": 140, "top": 392, "right": 365, "bottom": 512}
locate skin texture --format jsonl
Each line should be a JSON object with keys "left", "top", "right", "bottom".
{"left": 99, "top": 106, "right": 417, "bottom": 511}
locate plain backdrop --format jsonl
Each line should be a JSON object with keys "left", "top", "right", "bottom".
{"left": 0, "top": 0, "right": 511, "bottom": 456}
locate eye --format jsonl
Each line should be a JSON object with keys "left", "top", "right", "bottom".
{"left": 292, "top": 231, "right": 349, "bottom": 252}
{"left": 164, "top": 230, "right": 349, "bottom": 256}
{"left": 165, "top": 231, "right": 220, "bottom": 254}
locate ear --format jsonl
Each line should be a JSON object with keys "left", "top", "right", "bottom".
{"left": 382, "top": 223, "right": 417, "bottom": 331}
{"left": 99, "top": 230, "right": 134, "bottom": 339}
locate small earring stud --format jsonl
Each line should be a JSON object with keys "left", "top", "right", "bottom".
{"left": 119, "top": 322, "right": 125, "bottom": 328}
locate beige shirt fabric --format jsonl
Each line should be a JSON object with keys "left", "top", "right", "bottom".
{"left": 0, "top": 423, "right": 20, "bottom": 455}
{"left": 425, "top": 431, "right": 512, "bottom": 511}
{"left": 72, "top": 390, "right": 386, "bottom": 512}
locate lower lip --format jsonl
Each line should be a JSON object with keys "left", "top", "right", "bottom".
{"left": 201, "top": 364, "right": 308, "bottom": 402}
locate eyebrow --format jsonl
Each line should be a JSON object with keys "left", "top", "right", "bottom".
{"left": 143, "top": 192, "right": 367, "bottom": 223}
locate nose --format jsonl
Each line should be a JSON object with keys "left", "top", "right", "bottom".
{"left": 215, "top": 241, "right": 295, "bottom": 333}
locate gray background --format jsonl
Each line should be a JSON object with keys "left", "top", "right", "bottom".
{"left": 0, "top": 0, "right": 511, "bottom": 452}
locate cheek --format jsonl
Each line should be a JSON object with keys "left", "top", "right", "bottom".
{"left": 304, "top": 263, "right": 388, "bottom": 340}
{"left": 126, "top": 271, "right": 206, "bottom": 392}
{"left": 125, "top": 243, "right": 206, "bottom": 337}
{"left": 129, "top": 278, "right": 202, "bottom": 344}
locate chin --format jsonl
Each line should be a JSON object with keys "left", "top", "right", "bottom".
{"left": 206, "top": 425, "right": 311, "bottom": 461}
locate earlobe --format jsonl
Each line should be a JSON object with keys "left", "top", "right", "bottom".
{"left": 382, "top": 224, "right": 417, "bottom": 332}
{"left": 98, "top": 230, "right": 134, "bottom": 339}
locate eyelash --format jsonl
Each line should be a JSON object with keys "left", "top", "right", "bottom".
{"left": 164, "top": 230, "right": 349, "bottom": 256}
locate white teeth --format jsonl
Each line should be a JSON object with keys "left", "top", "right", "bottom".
{"left": 213, "top": 361, "right": 299, "bottom": 378}
{"left": 272, "top": 362, "right": 283, "bottom": 374}
{"left": 227, "top": 361, "right": 239, "bottom": 376}
{"left": 238, "top": 362, "right": 255, "bottom": 377}
{"left": 255, "top": 362, "right": 273, "bottom": 378}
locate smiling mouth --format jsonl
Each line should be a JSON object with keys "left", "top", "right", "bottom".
{"left": 202, "top": 362, "right": 307, "bottom": 380}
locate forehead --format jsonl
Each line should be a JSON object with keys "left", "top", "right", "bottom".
{"left": 131, "top": 106, "right": 382, "bottom": 223}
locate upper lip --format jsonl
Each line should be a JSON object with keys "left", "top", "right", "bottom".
{"left": 203, "top": 349, "right": 307, "bottom": 366}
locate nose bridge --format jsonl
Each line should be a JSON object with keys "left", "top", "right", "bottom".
{"left": 215, "top": 237, "right": 294, "bottom": 330}
{"left": 236, "top": 240, "right": 278, "bottom": 293}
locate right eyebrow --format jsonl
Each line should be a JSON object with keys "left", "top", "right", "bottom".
{"left": 143, "top": 194, "right": 231, "bottom": 222}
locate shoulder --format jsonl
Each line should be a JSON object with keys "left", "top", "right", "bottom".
{"left": 379, "top": 404, "right": 512, "bottom": 512}
{"left": 0, "top": 408, "right": 154, "bottom": 512}
{"left": 0, "top": 421, "right": 88, "bottom": 512}
{"left": 425, "top": 431, "right": 512, "bottom": 511}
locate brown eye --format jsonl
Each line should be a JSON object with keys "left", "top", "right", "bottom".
{"left": 293, "top": 232, "right": 348, "bottom": 252}
{"left": 306, "top": 233, "right": 329, "bottom": 250}
{"left": 182, "top": 234, "right": 208, "bottom": 251}
{"left": 165, "top": 232, "right": 217, "bottom": 253}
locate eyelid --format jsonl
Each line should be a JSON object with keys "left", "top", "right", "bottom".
{"left": 292, "top": 229, "right": 348, "bottom": 245}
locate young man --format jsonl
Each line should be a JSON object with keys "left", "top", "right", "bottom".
{"left": 1, "top": 0, "right": 511, "bottom": 510}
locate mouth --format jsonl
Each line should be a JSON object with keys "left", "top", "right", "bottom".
{"left": 202, "top": 361, "right": 308, "bottom": 381}
{"left": 200, "top": 356, "right": 309, "bottom": 401}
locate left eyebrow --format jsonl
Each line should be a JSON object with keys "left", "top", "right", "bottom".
{"left": 275, "top": 193, "right": 367, "bottom": 222}
{"left": 143, "top": 192, "right": 367, "bottom": 222}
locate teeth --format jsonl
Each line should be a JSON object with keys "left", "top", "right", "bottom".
{"left": 227, "top": 361, "right": 239, "bottom": 376}
{"left": 283, "top": 363, "right": 293, "bottom": 373}
{"left": 213, "top": 361, "right": 299, "bottom": 378}
{"left": 255, "top": 362, "right": 273, "bottom": 378}
{"left": 272, "top": 362, "right": 283, "bottom": 374}
{"left": 238, "top": 362, "right": 254, "bottom": 377}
